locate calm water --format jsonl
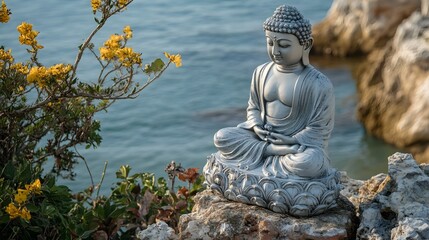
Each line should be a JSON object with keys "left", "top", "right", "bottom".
{"left": 2, "top": 0, "right": 400, "bottom": 193}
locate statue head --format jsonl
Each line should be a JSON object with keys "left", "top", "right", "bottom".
{"left": 263, "top": 5, "right": 313, "bottom": 66}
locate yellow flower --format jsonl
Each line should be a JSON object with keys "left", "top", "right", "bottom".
{"left": 118, "top": 0, "right": 128, "bottom": 7}
{"left": 5, "top": 203, "right": 20, "bottom": 219}
{"left": 164, "top": 52, "right": 182, "bottom": 67}
{"left": 17, "top": 22, "right": 43, "bottom": 49}
{"left": 47, "top": 64, "right": 72, "bottom": 79}
{"left": 11, "top": 62, "right": 29, "bottom": 74}
{"left": 104, "top": 34, "right": 123, "bottom": 49}
{"left": 27, "top": 66, "right": 49, "bottom": 88}
{"left": 19, "top": 207, "right": 31, "bottom": 221}
{"left": 116, "top": 47, "right": 142, "bottom": 67}
{"left": 27, "top": 66, "right": 46, "bottom": 84}
{"left": 123, "top": 25, "right": 132, "bottom": 39}
{"left": 25, "top": 179, "right": 42, "bottom": 194}
{"left": 0, "top": 48, "right": 13, "bottom": 62}
{"left": 100, "top": 34, "right": 124, "bottom": 60}
{"left": 99, "top": 47, "right": 115, "bottom": 60}
{"left": 14, "top": 189, "right": 29, "bottom": 204}
{"left": 0, "top": 0, "right": 10, "bottom": 23}
{"left": 18, "top": 86, "right": 25, "bottom": 92}
{"left": 91, "top": 0, "right": 101, "bottom": 13}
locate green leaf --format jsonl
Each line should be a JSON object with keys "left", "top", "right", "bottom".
{"left": 116, "top": 165, "right": 131, "bottom": 179}
{"left": 80, "top": 228, "right": 98, "bottom": 239}
{"left": 143, "top": 58, "right": 165, "bottom": 74}
{"left": 0, "top": 214, "right": 10, "bottom": 224}
{"left": 2, "top": 162, "right": 16, "bottom": 179}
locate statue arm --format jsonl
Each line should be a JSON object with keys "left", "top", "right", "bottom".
{"left": 238, "top": 66, "right": 265, "bottom": 129}
{"left": 293, "top": 75, "right": 335, "bottom": 149}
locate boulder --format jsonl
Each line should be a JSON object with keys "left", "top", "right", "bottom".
{"left": 178, "top": 153, "right": 429, "bottom": 239}
{"left": 356, "top": 12, "right": 429, "bottom": 162}
{"left": 178, "top": 189, "right": 357, "bottom": 240}
{"left": 312, "top": 0, "right": 420, "bottom": 56}
{"left": 136, "top": 221, "right": 178, "bottom": 240}
{"left": 355, "top": 153, "right": 429, "bottom": 239}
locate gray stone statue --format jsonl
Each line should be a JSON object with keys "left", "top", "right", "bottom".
{"left": 203, "top": 5, "right": 341, "bottom": 217}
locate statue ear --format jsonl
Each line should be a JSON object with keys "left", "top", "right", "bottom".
{"left": 302, "top": 38, "right": 313, "bottom": 66}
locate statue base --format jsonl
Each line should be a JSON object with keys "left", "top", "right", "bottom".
{"left": 203, "top": 154, "right": 342, "bottom": 217}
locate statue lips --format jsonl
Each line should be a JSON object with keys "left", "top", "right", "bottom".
{"left": 273, "top": 56, "right": 283, "bottom": 63}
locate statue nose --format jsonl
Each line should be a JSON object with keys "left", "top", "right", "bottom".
{"left": 272, "top": 46, "right": 280, "bottom": 56}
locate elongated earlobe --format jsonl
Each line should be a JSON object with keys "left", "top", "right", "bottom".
{"left": 302, "top": 38, "right": 313, "bottom": 66}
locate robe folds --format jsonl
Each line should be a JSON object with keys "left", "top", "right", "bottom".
{"left": 214, "top": 62, "right": 335, "bottom": 179}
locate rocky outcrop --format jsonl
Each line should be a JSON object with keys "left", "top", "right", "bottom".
{"left": 177, "top": 153, "right": 429, "bottom": 239}
{"left": 136, "top": 221, "right": 177, "bottom": 240}
{"left": 178, "top": 189, "right": 357, "bottom": 240}
{"left": 356, "top": 153, "right": 429, "bottom": 239}
{"left": 356, "top": 12, "right": 429, "bottom": 162}
{"left": 312, "top": 0, "right": 420, "bottom": 56}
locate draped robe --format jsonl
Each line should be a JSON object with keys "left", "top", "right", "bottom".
{"left": 214, "top": 62, "right": 335, "bottom": 179}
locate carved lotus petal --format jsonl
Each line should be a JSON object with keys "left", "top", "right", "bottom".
{"left": 282, "top": 182, "right": 304, "bottom": 199}
{"left": 260, "top": 178, "right": 279, "bottom": 193}
{"left": 268, "top": 202, "right": 289, "bottom": 213}
{"left": 311, "top": 204, "right": 329, "bottom": 215}
{"left": 320, "top": 190, "right": 336, "bottom": 205}
{"left": 210, "top": 184, "right": 223, "bottom": 195}
{"left": 250, "top": 196, "right": 267, "bottom": 207}
{"left": 243, "top": 185, "right": 265, "bottom": 199}
{"left": 304, "top": 182, "right": 327, "bottom": 200}
{"left": 268, "top": 189, "right": 292, "bottom": 206}
{"left": 224, "top": 189, "right": 237, "bottom": 201}
{"left": 236, "top": 194, "right": 251, "bottom": 204}
{"left": 293, "top": 192, "right": 319, "bottom": 207}
{"left": 241, "top": 174, "right": 258, "bottom": 190}
{"left": 290, "top": 204, "right": 311, "bottom": 217}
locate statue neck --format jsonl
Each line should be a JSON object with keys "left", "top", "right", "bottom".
{"left": 275, "top": 62, "right": 304, "bottom": 74}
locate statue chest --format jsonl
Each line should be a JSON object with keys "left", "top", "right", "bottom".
{"left": 263, "top": 74, "right": 298, "bottom": 107}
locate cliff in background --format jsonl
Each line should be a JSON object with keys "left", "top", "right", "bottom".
{"left": 313, "top": 0, "right": 429, "bottom": 163}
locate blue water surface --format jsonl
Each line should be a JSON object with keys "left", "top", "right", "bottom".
{"left": 1, "top": 0, "right": 400, "bottom": 193}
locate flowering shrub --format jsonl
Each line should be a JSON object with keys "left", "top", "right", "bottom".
{"left": 0, "top": 0, "right": 195, "bottom": 239}
{"left": 0, "top": 0, "right": 181, "bottom": 175}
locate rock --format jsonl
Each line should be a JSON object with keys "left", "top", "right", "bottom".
{"left": 136, "top": 221, "right": 178, "bottom": 240}
{"left": 356, "top": 12, "right": 429, "bottom": 162}
{"left": 356, "top": 153, "right": 429, "bottom": 239}
{"left": 179, "top": 153, "right": 429, "bottom": 239}
{"left": 178, "top": 189, "right": 357, "bottom": 239}
{"left": 312, "top": 0, "right": 420, "bottom": 56}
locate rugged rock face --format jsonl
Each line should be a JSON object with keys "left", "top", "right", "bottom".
{"left": 176, "top": 153, "right": 429, "bottom": 239}
{"left": 356, "top": 153, "right": 429, "bottom": 239}
{"left": 356, "top": 12, "right": 429, "bottom": 162}
{"left": 312, "top": 0, "right": 420, "bottom": 56}
{"left": 178, "top": 189, "right": 357, "bottom": 240}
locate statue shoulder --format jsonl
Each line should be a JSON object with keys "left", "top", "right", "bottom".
{"left": 308, "top": 67, "right": 334, "bottom": 92}
{"left": 254, "top": 62, "right": 272, "bottom": 75}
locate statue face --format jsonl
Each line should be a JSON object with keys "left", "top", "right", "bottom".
{"left": 265, "top": 31, "right": 304, "bottom": 67}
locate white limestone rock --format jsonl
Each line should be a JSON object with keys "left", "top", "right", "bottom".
{"left": 312, "top": 0, "right": 420, "bottom": 56}
{"left": 356, "top": 12, "right": 429, "bottom": 162}
{"left": 136, "top": 221, "right": 177, "bottom": 240}
{"left": 178, "top": 189, "right": 357, "bottom": 239}
{"left": 357, "top": 153, "right": 429, "bottom": 239}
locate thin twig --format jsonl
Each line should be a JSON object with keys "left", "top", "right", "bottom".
{"left": 96, "top": 161, "right": 108, "bottom": 199}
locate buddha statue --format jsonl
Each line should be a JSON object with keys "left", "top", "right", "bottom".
{"left": 204, "top": 5, "right": 341, "bottom": 217}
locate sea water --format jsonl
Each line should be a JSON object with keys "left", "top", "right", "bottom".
{"left": 1, "top": 0, "right": 400, "bottom": 193}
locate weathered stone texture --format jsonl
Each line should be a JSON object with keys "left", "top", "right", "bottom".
{"left": 178, "top": 189, "right": 356, "bottom": 240}
{"left": 312, "top": 0, "right": 420, "bottom": 56}
{"left": 356, "top": 13, "right": 429, "bottom": 162}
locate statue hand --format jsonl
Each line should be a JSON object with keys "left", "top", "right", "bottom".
{"left": 267, "top": 132, "right": 297, "bottom": 145}
{"left": 253, "top": 125, "right": 268, "bottom": 141}
{"left": 265, "top": 144, "right": 302, "bottom": 156}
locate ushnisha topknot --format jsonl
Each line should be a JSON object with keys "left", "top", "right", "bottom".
{"left": 263, "top": 5, "right": 312, "bottom": 46}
